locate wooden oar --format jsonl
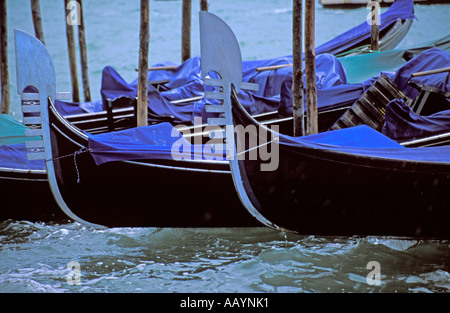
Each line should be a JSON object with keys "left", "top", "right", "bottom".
{"left": 135, "top": 65, "right": 178, "bottom": 72}
{"left": 255, "top": 63, "right": 292, "bottom": 72}
{"left": 410, "top": 67, "right": 450, "bottom": 78}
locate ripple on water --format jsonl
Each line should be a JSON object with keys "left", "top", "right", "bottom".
{"left": 0, "top": 220, "right": 449, "bottom": 293}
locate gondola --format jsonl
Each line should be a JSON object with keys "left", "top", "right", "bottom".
{"left": 13, "top": 28, "right": 243, "bottom": 227}
{"left": 199, "top": 11, "right": 450, "bottom": 238}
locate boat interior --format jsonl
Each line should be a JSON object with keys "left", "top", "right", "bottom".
{"left": 55, "top": 69, "right": 450, "bottom": 152}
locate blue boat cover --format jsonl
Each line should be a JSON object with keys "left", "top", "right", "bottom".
{"left": 277, "top": 48, "right": 450, "bottom": 162}
{"left": 101, "top": 61, "right": 204, "bottom": 124}
{"left": 56, "top": 0, "right": 415, "bottom": 124}
{"left": 87, "top": 120, "right": 450, "bottom": 165}
{"left": 279, "top": 127, "right": 450, "bottom": 164}
{"left": 54, "top": 99, "right": 103, "bottom": 116}
{"left": 302, "top": 125, "right": 403, "bottom": 149}
{"left": 0, "top": 143, "right": 45, "bottom": 170}
{"left": 98, "top": 53, "right": 348, "bottom": 124}
{"left": 383, "top": 99, "right": 450, "bottom": 142}
{"left": 88, "top": 122, "right": 223, "bottom": 165}
{"left": 381, "top": 49, "right": 450, "bottom": 141}
{"left": 86, "top": 47, "right": 450, "bottom": 166}
{"left": 87, "top": 123, "right": 402, "bottom": 165}
{"left": 392, "top": 48, "right": 450, "bottom": 99}
{"left": 276, "top": 48, "right": 450, "bottom": 163}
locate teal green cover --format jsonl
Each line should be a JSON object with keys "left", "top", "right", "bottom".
{"left": 0, "top": 114, "right": 41, "bottom": 146}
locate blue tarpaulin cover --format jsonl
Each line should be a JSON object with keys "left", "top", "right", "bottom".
{"left": 87, "top": 48, "right": 450, "bottom": 166}
{"left": 279, "top": 128, "right": 450, "bottom": 164}
{"left": 302, "top": 125, "right": 403, "bottom": 149}
{"left": 392, "top": 48, "right": 450, "bottom": 99}
{"left": 87, "top": 123, "right": 403, "bottom": 165}
{"left": 56, "top": 0, "right": 416, "bottom": 124}
{"left": 88, "top": 122, "right": 224, "bottom": 165}
{"left": 98, "top": 53, "right": 348, "bottom": 124}
{"left": 0, "top": 143, "right": 45, "bottom": 170}
{"left": 383, "top": 99, "right": 450, "bottom": 142}
{"left": 382, "top": 48, "right": 450, "bottom": 141}
{"left": 87, "top": 120, "right": 450, "bottom": 165}
{"left": 277, "top": 47, "right": 450, "bottom": 163}
{"left": 279, "top": 123, "right": 450, "bottom": 164}
{"left": 89, "top": 122, "right": 183, "bottom": 165}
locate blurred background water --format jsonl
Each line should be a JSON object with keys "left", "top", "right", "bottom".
{"left": 0, "top": 0, "right": 449, "bottom": 294}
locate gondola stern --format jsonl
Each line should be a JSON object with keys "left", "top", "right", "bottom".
{"left": 14, "top": 29, "right": 104, "bottom": 229}
{"left": 199, "top": 12, "right": 283, "bottom": 232}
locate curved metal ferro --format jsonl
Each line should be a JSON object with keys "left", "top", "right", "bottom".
{"left": 199, "top": 12, "right": 281, "bottom": 231}
{"left": 14, "top": 29, "right": 103, "bottom": 228}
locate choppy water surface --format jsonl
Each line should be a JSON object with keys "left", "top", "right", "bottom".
{"left": 0, "top": 221, "right": 448, "bottom": 293}
{"left": 1, "top": 0, "right": 450, "bottom": 294}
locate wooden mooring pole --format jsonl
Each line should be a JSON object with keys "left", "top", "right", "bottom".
{"left": 31, "top": 0, "right": 45, "bottom": 45}
{"left": 137, "top": 0, "right": 149, "bottom": 127}
{"left": 77, "top": 0, "right": 91, "bottom": 102}
{"left": 370, "top": 0, "right": 380, "bottom": 52}
{"left": 65, "top": 0, "right": 80, "bottom": 103}
{"left": 292, "top": 0, "right": 304, "bottom": 137}
{"left": 305, "top": 0, "right": 318, "bottom": 135}
{"left": 200, "top": 0, "right": 208, "bottom": 11}
{"left": 0, "top": 0, "right": 10, "bottom": 114}
{"left": 182, "top": 0, "right": 191, "bottom": 62}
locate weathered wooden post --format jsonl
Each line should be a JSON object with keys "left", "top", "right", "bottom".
{"left": 137, "top": 0, "right": 149, "bottom": 127}
{"left": 65, "top": 0, "right": 80, "bottom": 102}
{"left": 182, "top": 0, "right": 191, "bottom": 62}
{"left": 0, "top": 0, "right": 10, "bottom": 114}
{"left": 292, "top": 0, "right": 304, "bottom": 137}
{"left": 370, "top": 0, "right": 380, "bottom": 52}
{"left": 77, "top": 0, "right": 91, "bottom": 102}
{"left": 30, "top": 0, "right": 45, "bottom": 45}
{"left": 200, "top": 0, "right": 208, "bottom": 11}
{"left": 305, "top": 0, "right": 318, "bottom": 135}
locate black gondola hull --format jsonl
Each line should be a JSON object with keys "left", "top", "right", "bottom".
{"left": 0, "top": 170, "right": 65, "bottom": 222}
{"left": 47, "top": 102, "right": 261, "bottom": 227}
{"left": 231, "top": 94, "right": 450, "bottom": 238}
